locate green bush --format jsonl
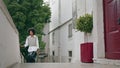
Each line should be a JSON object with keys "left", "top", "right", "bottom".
{"left": 76, "top": 14, "right": 93, "bottom": 33}
{"left": 40, "top": 41, "right": 46, "bottom": 50}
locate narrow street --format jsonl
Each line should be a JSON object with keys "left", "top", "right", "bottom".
{"left": 1, "top": 0, "right": 120, "bottom": 68}
{"left": 11, "top": 63, "right": 120, "bottom": 68}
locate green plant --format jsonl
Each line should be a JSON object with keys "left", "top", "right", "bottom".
{"left": 76, "top": 14, "right": 93, "bottom": 33}
{"left": 4, "top": 0, "right": 50, "bottom": 62}
{"left": 4, "top": 0, "right": 51, "bottom": 45}
{"left": 40, "top": 41, "right": 46, "bottom": 50}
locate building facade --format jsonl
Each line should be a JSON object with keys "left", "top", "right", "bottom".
{"left": 49, "top": 0, "right": 93, "bottom": 63}
{"left": 49, "top": 0, "right": 120, "bottom": 65}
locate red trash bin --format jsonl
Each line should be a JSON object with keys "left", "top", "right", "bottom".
{"left": 81, "top": 42, "right": 93, "bottom": 63}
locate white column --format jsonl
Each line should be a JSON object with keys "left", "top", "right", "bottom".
{"left": 93, "top": 0, "right": 105, "bottom": 60}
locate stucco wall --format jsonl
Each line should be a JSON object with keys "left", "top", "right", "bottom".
{"left": 49, "top": 29, "right": 60, "bottom": 62}
{"left": 0, "top": 0, "right": 21, "bottom": 68}
{"left": 60, "top": 0, "right": 72, "bottom": 24}
{"left": 49, "top": 0, "right": 94, "bottom": 63}
{"left": 49, "top": 0, "right": 73, "bottom": 62}
{"left": 49, "top": 0, "right": 59, "bottom": 31}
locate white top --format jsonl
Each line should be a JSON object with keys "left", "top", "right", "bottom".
{"left": 24, "top": 35, "right": 39, "bottom": 52}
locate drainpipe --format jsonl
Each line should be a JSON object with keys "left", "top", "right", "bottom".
{"left": 58, "top": 0, "right": 61, "bottom": 62}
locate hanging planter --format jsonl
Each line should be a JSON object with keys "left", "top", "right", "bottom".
{"left": 76, "top": 14, "right": 93, "bottom": 33}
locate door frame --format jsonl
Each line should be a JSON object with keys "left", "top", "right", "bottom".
{"left": 103, "top": 0, "right": 107, "bottom": 58}
{"left": 92, "top": 0, "right": 105, "bottom": 60}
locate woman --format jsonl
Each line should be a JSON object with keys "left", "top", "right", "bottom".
{"left": 24, "top": 28, "right": 39, "bottom": 62}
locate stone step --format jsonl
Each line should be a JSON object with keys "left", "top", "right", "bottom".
{"left": 11, "top": 63, "right": 120, "bottom": 68}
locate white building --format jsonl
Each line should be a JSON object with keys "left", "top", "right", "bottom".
{"left": 0, "top": 0, "right": 21, "bottom": 68}
{"left": 49, "top": 0, "right": 120, "bottom": 65}
{"left": 49, "top": 0, "right": 88, "bottom": 62}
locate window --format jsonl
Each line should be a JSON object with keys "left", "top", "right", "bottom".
{"left": 68, "top": 51, "right": 72, "bottom": 62}
{"left": 52, "top": 32, "right": 55, "bottom": 44}
{"left": 68, "top": 51, "right": 72, "bottom": 57}
{"left": 68, "top": 58, "right": 71, "bottom": 62}
{"left": 68, "top": 24, "right": 73, "bottom": 38}
{"left": 52, "top": 51, "right": 55, "bottom": 56}
{"left": 52, "top": 51, "right": 55, "bottom": 62}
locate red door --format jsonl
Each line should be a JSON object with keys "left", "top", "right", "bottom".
{"left": 104, "top": 0, "right": 120, "bottom": 59}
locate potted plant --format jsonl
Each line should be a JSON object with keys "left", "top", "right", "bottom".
{"left": 76, "top": 14, "right": 93, "bottom": 33}
{"left": 76, "top": 13, "right": 93, "bottom": 63}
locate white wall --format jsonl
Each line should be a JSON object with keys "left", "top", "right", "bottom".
{"left": 59, "top": 21, "right": 73, "bottom": 62}
{"left": 49, "top": 29, "right": 60, "bottom": 62}
{"left": 49, "top": 0, "right": 72, "bottom": 30}
{"left": 60, "top": 0, "right": 72, "bottom": 24}
{"left": 49, "top": 0, "right": 73, "bottom": 62}
{"left": 0, "top": 1, "right": 21, "bottom": 68}
{"left": 49, "top": 0, "right": 59, "bottom": 31}
{"left": 49, "top": 0, "right": 59, "bottom": 60}
{"left": 77, "top": 0, "right": 93, "bottom": 17}
{"left": 59, "top": 21, "right": 85, "bottom": 63}
{"left": 71, "top": 29, "right": 84, "bottom": 63}
{"left": 49, "top": 0, "right": 94, "bottom": 63}
{"left": 77, "top": 0, "right": 86, "bottom": 16}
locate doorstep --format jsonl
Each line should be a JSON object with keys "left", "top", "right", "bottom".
{"left": 93, "top": 58, "right": 120, "bottom": 65}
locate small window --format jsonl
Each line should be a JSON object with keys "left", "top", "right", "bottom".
{"left": 68, "top": 58, "right": 71, "bottom": 62}
{"left": 68, "top": 51, "right": 72, "bottom": 57}
{"left": 52, "top": 51, "right": 55, "bottom": 56}
{"left": 52, "top": 51, "right": 55, "bottom": 62}
{"left": 68, "top": 24, "right": 73, "bottom": 38}
{"left": 52, "top": 32, "right": 55, "bottom": 44}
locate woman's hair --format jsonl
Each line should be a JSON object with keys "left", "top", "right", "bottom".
{"left": 28, "top": 28, "right": 35, "bottom": 35}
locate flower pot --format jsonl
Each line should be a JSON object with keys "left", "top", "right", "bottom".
{"left": 80, "top": 42, "right": 93, "bottom": 63}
